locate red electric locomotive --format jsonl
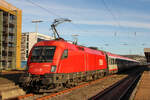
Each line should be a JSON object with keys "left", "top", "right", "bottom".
{"left": 28, "top": 40, "right": 107, "bottom": 75}
{"left": 19, "top": 19, "right": 139, "bottom": 92}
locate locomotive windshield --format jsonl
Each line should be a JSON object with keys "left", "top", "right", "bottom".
{"left": 30, "top": 46, "right": 56, "bottom": 62}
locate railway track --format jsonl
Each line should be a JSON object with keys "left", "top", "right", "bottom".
{"left": 16, "top": 75, "right": 115, "bottom": 100}
{"left": 0, "top": 66, "right": 144, "bottom": 100}
{"left": 88, "top": 71, "right": 142, "bottom": 100}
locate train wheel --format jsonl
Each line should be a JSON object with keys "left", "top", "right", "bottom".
{"left": 64, "top": 81, "right": 71, "bottom": 88}
{"left": 56, "top": 83, "right": 63, "bottom": 88}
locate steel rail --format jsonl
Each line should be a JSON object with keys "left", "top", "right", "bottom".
{"left": 88, "top": 72, "right": 142, "bottom": 100}
{"left": 17, "top": 93, "right": 34, "bottom": 100}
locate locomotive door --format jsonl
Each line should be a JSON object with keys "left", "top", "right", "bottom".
{"left": 58, "top": 49, "right": 69, "bottom": 73}
{"left": 84, "top": 52, "right": 88, "bottom": 72}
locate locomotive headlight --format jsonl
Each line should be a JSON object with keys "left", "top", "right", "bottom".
{"left": 51, "top": 65, "right": 56, "bottom": 72}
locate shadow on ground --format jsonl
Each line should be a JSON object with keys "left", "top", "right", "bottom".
{"left": 0, "top": 71, "right": 25, "bottom": 84}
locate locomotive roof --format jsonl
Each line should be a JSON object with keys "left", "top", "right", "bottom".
{"left": 34, "top": 40, "right": 67, "bottom": 48}
{"left": 34, "top": 40, "right": 137, "bottom": 62}
{"left": 106, "top": 52, "right": 138, "bottom": 62}
{"left": 34, "top": 40, "right": 105, "bottom": 56}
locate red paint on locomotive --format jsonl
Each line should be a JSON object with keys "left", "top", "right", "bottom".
{"left": 27, "top": 40, "right": 107, "bottom": 75}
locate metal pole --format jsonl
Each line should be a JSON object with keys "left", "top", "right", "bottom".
{"left": 32, "top": 20, "right": 43, "bottom": 33}
{"left": 35, "top": 22, "right": 38, "bottom": 33}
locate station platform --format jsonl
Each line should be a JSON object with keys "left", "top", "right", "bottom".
{"left": 134, "top": 66, "right": 150, "bottom": 100}
{"left": 0, "top": 71, "right": 25, "bottom": 99}
{"left": 0, "top": 71, "right": 25, "bottom": 85}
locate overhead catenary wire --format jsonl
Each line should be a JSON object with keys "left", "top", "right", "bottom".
{"left": 25, "top": 0, "right": 93, "bottom": 37}
{"left": 101, "top": 0, "right": 122, "bottom": 29}
{"left": 24, "top": 0, "right": 88, "bottom": 32}
{"left": 25, "top": 0, "right": 124, "bottom": 35}
{"left": 22, "top": 0, "right": 142, "bottom": 39}
{"left": 25, "top": 0, "right": 62, "bottom": 18}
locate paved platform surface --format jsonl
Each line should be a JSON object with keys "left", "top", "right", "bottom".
{"left": 134, "top": 66, "right": 150, "bottom": 100}
{"left": 0, "top": 71, "right": 24, "bottom": 84}
{"left": 0, "top": 71, "right": 25, "bottom": 100}
{"left": 0, "top": 70, "right": 24, "bottom": 75}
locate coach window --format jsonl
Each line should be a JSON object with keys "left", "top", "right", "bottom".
{"left": 114, "top": 59, "right": 116, "bottom": 64}
{"left": 113, "top": 59, "right": 115, "bottom": 64}
{"left": 111, "top": 59, "right": 113, "bottom": 64}
{"left": 112, "top": 58, "right": 114, "bottom": 65}
{"left": 61, "top": 49, "right": 68, "bottom": 59}
{"left": 110, "top": 59, "right": 112, "bottom": 64}
{"left": 109, "top": 59, "right": 111, "bottom": 64}
{"left": 112, "top": 59, "right": 114, "bottom": 64}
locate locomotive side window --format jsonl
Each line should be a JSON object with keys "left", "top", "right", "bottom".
{"left": 61, "top": 49, "right": 68, "bottom": 59}
{"left": 111, "top": 58, "right": 114, "bottom": 65}
{"left": 30, "top": 46, "right": 56, "bottom": 62}
{"left": 111, "top": 58, "right": 113, "bottom": 64}
{"left": 109, "top": 59, "right": 111, "bottom": 64}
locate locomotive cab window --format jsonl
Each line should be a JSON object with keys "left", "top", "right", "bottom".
{"left": 30, "top": 46, "right": 56, "bottom": 62}
{"left": 61, "top": 49, "right": 68, "bottom": 59}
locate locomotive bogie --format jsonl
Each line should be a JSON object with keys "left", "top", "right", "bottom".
{"left": 20, "top": 69, "right": 108, "bottom": 91}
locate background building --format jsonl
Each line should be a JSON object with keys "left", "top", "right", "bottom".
{"left": 0, "top": 0, "right": 22, "bottom": 70}
{"left": 21, "top": 32, "right": 53, "bottom": 67}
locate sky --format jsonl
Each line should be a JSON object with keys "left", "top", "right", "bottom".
{"left": 6, "top": 0, "right": 150, "bottom": 55}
